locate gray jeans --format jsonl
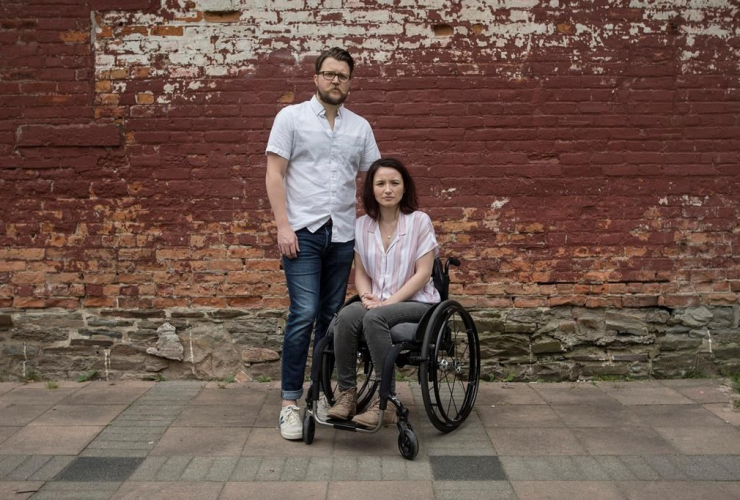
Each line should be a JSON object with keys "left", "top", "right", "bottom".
{"left": 334, "top": 301, "right": 432, "bottom": 394}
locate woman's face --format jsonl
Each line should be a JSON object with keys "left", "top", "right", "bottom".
{"left": 373, "top": 167, "right": 405, "bottom": 211}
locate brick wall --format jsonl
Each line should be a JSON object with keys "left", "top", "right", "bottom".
{"left": 1, "top": 0, "right": 738, "bottom": 381}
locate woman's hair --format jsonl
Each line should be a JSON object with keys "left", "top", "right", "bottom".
{"left": 362, "top": 157, "right": 418, "bottom": 220}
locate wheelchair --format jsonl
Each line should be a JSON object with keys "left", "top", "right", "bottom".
{"left": 302, "top": 257, "right": 480, "bottom": 460}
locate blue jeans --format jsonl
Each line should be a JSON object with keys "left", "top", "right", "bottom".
{"left": 281, "top": 223, "right": 354, "bottom": 400}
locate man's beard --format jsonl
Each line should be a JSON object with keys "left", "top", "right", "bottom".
{"left": 318, "top": 87, "right": 347, "bottom": 106}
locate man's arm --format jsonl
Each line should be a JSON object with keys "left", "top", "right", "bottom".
{"left": 265, "top": 152, "right": 299, "bottom": 258}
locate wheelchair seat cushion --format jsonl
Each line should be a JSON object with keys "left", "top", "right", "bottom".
{"left": 390, "top": 322, "right": 418, "bottom": 343}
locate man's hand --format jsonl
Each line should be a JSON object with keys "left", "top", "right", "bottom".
{"left": 277, "top": 225, "right": 299, "bottom": 259}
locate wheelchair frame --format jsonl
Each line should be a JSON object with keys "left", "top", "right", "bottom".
{"left": 302, "top": 257, "right": 480, "bottom": 460}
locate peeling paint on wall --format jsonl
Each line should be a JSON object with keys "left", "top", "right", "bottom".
{"left": 93, "top": 0, "right": 739, "bottom": 84}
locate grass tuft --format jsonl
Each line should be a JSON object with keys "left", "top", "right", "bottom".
{"left": 77, "top": 370, "right": 98, "bottom": 383}
{"left": 218, "top": 374, "right": 236, "bottom": 389}
{"left": 22, "top": 370, "right": 42, "bottom": 384}
{"left": 730, "top": 372, "right": 740, "bottom": 393}
{"left": 486, "top": 372, "right": 516, "bottom": 383}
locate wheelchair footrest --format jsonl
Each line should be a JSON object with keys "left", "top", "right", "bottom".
{"left": 325, "top": 419, "right": 361, "bottom": 432}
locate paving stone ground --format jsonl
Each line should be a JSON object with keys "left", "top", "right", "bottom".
{"left": 0, "top": 379, "right": 738, "bottom": 499}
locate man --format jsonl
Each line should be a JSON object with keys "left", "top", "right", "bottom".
{"left": 265, "top": 47, "right": 381, "bottom": 440}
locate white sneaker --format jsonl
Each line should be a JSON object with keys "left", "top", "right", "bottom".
{"left": 279, "top": 405, "right": 302, "bottom": 440}
{"left": 316, "top": 393, "right": 330, "bottom": 421}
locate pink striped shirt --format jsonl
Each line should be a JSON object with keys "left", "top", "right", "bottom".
{"left": 355, "top": 211, "right": 440, "bottom": 304}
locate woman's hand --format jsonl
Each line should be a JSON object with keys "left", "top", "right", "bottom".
{"left": 361, "top": 293, "right": 382, "bottom": 309}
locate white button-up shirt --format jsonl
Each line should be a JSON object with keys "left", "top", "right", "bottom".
{"left": 266, "top": 96, "right": 381, "bottom": 243}
{"left": 355, "top": 211, "right": 440, "bottom": 303}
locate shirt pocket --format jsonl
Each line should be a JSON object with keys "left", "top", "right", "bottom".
{"left": 337, "top": 135, "right": 364, "bottom": 169}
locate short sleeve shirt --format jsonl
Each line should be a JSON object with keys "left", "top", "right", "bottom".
{"left": 265, "top": 96, "right": 381, "bottom": 243}
{"left": 355, "top": 211, "right": 440, "bottom": 303}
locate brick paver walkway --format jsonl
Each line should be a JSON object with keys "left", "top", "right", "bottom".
{"left": 1, "top": 379, "right": 739, "bottom": 499}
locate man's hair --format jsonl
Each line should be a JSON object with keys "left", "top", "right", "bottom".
{"left": 315, "top": 47, "right": 355, "bottom": 76}
{"left": 362, "top": 157, "right": 419, "bottom": 220}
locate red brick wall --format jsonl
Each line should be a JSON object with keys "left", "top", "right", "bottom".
{"left": 1, "top": 1, "right": 739, "bottom": 380}
{"left": 2, "top": 0, "right": 738, "bottom": 312}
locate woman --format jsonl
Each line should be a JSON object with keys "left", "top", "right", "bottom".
{"left": 326, "top": 157, "right": 440, "bottom": 427}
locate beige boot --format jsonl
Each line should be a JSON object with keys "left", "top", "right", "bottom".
{"left": 326, "top": 387, "right": 357, "bottom": 420}
{"left": 351, "top": 398, "right": 398, "bottom": 428}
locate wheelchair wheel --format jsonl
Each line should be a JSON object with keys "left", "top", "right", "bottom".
{"left": 302, "top": 411, "right": 315, "bottom": 444}
{"left": 320, "top": 344, "right": 377, "bottom": 413}
{"left": 398, "top": 429, "right": 419, "bottom": 460}
{"left": 419, "top": 300, "right": 480, "bottom": 433}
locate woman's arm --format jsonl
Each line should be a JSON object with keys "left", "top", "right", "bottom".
{"left": 355, "top": 252, "right": 381, "bottom": 309}
{"left": 381, "top": 250, "right": 435, "bottom": 306}
{"left": 354, "top": 252, "right": 372, "bottom": 298}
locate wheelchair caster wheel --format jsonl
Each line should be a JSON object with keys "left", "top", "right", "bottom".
{"left": 302, "top": 412, "right": 315, "bottom": 445}
{"left": 398, "top": 429, "right": 418, "bottom": 460}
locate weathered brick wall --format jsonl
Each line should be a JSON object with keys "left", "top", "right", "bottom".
{"left": 1, "top": 0, "right": 739, "bottom": 382}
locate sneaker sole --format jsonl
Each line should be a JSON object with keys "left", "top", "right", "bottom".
{"left": 281, "top": 428, "right": 303, "bottom": 440}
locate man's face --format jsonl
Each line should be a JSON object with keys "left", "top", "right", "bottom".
{"left": 314, "top": 57, "right": 351, "bottom": 106}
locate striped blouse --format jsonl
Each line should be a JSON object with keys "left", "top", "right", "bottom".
{"left": 355, "top": 211, "right": 440, "bottom": 304}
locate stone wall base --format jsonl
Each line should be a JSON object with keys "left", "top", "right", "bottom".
{"left": 1, "top": 305, "right": 738, "bottom": 382}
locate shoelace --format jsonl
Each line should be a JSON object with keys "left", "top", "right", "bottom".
{"left": 336, "top": 391, "right": 354, "bottom": 406}
{"left": 282, "top": 407, "right": 300, "bottom": 425}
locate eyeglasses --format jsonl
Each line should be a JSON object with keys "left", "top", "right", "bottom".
{"left": 318, "top": 71, "right": 350, "bottom": 83}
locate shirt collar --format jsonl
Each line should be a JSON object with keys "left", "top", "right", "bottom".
{"left": 310, "top": 94, "right": 343, "bottom": 117}
{"left": 367, "top": 212, "right": 409, "bottom": 235}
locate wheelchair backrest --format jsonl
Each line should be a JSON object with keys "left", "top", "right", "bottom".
{"left": 432, "top": 257, "right": 449, "bottom": 301}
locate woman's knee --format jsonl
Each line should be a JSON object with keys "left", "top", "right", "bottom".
{"left": 335, "top": 302, "right": 365, "bottom": 337}
{"left": 362, "top": 308, "right": 388, "bottom": 330}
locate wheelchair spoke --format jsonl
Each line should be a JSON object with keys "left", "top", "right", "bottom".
{"left": 455, "top": 375, "right": 468, "bottom": 399}
{"left": 436, "top": 356, "right": 453, "bottom": 416}
{"left": 435, "top": 350, "right": 461, "bottom": 418}
{"left": 444, "top": 371, "right": 460, "bottom": 417}
{"left": 444, "top": 322, "right": 468, "bottom": 416}
{"left": 438, "top": 363, "right": 454, "bottom": 415}
{"left": 461, "top": 343, "right": 469, "bottom": 361}
{"left": 447, "top": 319, "right": 472, "bottom": 418}
{"left": 451, "top": 373, "right": 466, "bottom": 405}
